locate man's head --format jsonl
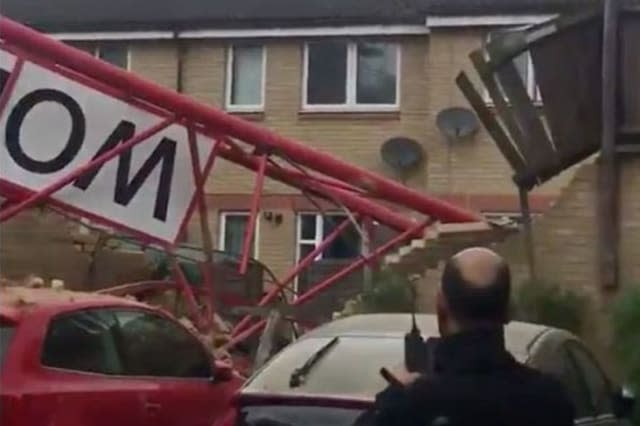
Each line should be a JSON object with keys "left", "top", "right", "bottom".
{"left": 436, "top": 247, "right": 511, "bottom": 336}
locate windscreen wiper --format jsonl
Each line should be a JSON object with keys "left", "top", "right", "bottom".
{"left": 289, "top": 336, "right": 339, "bottom": 388}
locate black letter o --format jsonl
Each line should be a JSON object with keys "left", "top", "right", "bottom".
{"left": 5, "top": 89, "right": 85, "bottom": 174}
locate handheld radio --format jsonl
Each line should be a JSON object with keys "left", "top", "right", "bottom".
{"left": 404, "top": 275, "right": 428, "bottom": 373}
{"left": 404, "top": 274, "right": 439, "bottom": 374}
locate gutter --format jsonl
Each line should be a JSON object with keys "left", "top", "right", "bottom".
{"left": 424, "top": 14, "right": 557, "bottom": 28}
{"left": 44, "top": 15, "right": 560, "bottom": 42}
{"left": 47, "top": 24, "right": 430, "bottom": 41}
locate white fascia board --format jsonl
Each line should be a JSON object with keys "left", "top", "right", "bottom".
{"left": 179, "top": 25, "right": 430, "bottom": 39}
{"left": 49, "top": 31, "right": 176, "bottom": 41}
{"left": 425, "top": 14, "right": 556, "bottom": 28}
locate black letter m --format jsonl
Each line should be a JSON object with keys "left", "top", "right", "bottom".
{"left": 74, "top": 121, "right": 177, "bottom": 222}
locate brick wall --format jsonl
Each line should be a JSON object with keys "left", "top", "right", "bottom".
{"left": 0, "top": 210, "right": 152, "bottom": 288}
{"left": 415, "top": 157, "right": 640, "bottom": 375}
{"left": 127, "top": 32, "right": 575, "bottom": 200}
{"left": 1, "top": 32, "right": 579, "bottom": 292}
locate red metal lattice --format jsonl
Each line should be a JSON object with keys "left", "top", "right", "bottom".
{"left": 0, "top": 17, "right": 481, "bottom": 345}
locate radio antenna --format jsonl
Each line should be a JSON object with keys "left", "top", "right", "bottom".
{"left": 409, "top": 274, "right": 420, "bottom": 332}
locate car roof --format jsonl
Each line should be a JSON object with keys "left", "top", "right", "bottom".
{"left": 303, "top": 313, "right": 549, "bottom": 342}
{"left": 0, "top": 286, "right": 146, "bottom": 322}
{"left": 243, "top": 314, "right": 555, "bottom": 400}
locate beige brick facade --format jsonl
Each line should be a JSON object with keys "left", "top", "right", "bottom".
{"left": 4, "top": 31, "right": 574, "bottom": 288}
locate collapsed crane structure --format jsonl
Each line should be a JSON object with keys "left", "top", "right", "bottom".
{"left": 0, "top": 17, "right": 490, "bottom": 348}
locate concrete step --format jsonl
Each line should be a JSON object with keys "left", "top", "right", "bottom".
{"left": 385, "top": 221, "right": 516, "bottom": 274}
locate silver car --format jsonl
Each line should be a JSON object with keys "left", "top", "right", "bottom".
{"left": 236, "top": 314, "right": 634, "bottom": 426}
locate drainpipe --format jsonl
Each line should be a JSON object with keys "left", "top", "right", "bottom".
{"left": 175, "top": 30, "right": 185, "bottom": 94}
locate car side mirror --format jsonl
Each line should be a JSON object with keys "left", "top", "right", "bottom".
{"left": 612, "top": 386, "right": 636, "bottom": 419}
{"left": 212, "top": 361, "right": 234, "bottom": 383}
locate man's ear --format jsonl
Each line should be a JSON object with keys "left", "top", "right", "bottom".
{"left": 436, "top": 291, "right": 448, "bottom": 334}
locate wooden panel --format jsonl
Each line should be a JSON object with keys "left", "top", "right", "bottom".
{"left": 492, "top": 59, "right": 555, "bottom": 177}
{"left": 456, "top": 72, "right": 528, "bottom": 177}
{"left": 529, "top": 20, "right": 603, "bottom": 163}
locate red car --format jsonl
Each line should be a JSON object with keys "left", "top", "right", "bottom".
{"left": 0, "top": 286, "right": 243, "bottom": 426}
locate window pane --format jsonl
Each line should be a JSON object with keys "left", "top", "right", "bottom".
{"left": 116, "top": 310, "right": 210, "bottom": 378}
{"left": 323, "top": 215, "right": 361, "bottom": 259}
{"left": 299, "top": 243, "right": 316, "bottom": 260}
{"left": 97, "top": 45, "right": 128, "bottom": 69}
{"left": 356, "top": 42, "right": 397, "bottom": 104}
{"left": 42, "top": 310, "right": 122, "bottom": 375}
{"left": 231, "top": 46, "right": 263, "bottom": 106}
{"left": 223, "top": 214, "right": 254, "bottom": 256}
{"left": 300, "top": 214, "right": 317, "bottom": 240}
{"left": 307, "top": 41, "right": 347, "bottom": 105}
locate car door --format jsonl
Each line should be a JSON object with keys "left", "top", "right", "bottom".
{"left": 529, "top": 333, "right": 616, "bottom": 426}
{"left": 113, "top": 309, "right": 228, "bottom": 426}
{"left": 34, "top": 308, "right": 147, "bottom": 426}
{"left": 564, "top": 342, "right": 619, "bottom": 426}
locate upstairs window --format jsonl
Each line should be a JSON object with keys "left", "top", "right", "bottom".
{"left": 485, "top": 29, "right": 540, "bottom": 103}
{"left": 226, "top": 45, "right": 265, "bottom": 111}
{"left": 95, "top": 44, "right": 129, "bottom": 69}
{"left": 304, "top": 41, "right": 399, "bottom": 110}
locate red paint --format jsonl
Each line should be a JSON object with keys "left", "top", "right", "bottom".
{"left": 224, "top": 220, "right": 430, "bottom": 349}
{"left": 0, "top": 16, "right": 483, "bottom": 345}
{"left": 217, "top": 144, "right": 417, "bottom": 232}
{"left": 0, "top": 17, "right": 480, "bottom": 224}
{"left": 232, "top": 216, "right": 355, "bottom": 336}
{"left": 240, "top": 154, "right": 267, "bottom": 275}
{"left": 205, "top": 192, "right": 557, "bottom": 213}
{"left": 0, "top": 291, "right": 242, "bottom": 426}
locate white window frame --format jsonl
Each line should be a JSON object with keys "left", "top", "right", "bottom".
{"left": 295, "top": 212, "right": 362, "bottom": 263}
{"left": 218, "top": 211, "right": 260, "bottom": 258}
{"left": 94, "top": 44, "right": 130, "bottom": 71}
{"left": 484, "top": 29, "right": 541, "bottom": 105}
{"left": 225, "top": 45, "right": 267, "bottom": 112}
{"left": 302, "top": 41, "right": 401, "bottom": 112}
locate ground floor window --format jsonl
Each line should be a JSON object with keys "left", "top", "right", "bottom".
{"left": 219, "top": 212, "right": 257, "bottom": 257}
{"left": 296, "top": 213, "right": 362, "bottom": 262}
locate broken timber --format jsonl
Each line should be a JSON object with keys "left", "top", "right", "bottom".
{"left": 457, "top": 2, "right": 640, "bottom": 289}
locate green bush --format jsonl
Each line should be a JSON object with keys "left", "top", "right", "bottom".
{"left": 512, "top": 281, "right": 587, "bottom": 335}
{"left": 611, "top": 287, "right": 640, "bottom": 425}
{"left": 342, "top": 269, "right": 414, "bottom": 315}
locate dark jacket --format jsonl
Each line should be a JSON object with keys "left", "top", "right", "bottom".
{"left": 372, "top": 328, "right": 575, "bottom": 426}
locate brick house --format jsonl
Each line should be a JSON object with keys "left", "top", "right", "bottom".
{"left": 2, "top": 0, "right": 585, "bottom": 301}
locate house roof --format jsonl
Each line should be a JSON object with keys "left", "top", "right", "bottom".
{"left": 2, "top": 0, "right": 597, "bottom": 32}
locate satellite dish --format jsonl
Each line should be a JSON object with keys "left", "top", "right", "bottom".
{"left": 380, "top": 137, "right": 424, "bottom": 173}
{"left": 436, "top": 107, "right": 479, "bottom": 141}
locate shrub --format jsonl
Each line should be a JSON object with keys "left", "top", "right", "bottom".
{"left": 611, "top": 287, "right": 640, "bottom": 424}
{"left": 512, "top": 280, "right": 587, "bottom": 335}
{"left": 341, "top": 269, "right": 415, "bottom": 316}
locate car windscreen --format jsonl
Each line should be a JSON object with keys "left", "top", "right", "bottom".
{"left": 0, "top": 325, "right": 16, "bottom": 367}
{"left": 237, "top": 404, "right": 365, "bottom": 426}
{"left": 244, "top": 336, "right": 404, "bottom": 398}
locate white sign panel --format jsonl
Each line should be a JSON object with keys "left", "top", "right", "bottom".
{"left": 0, "top": 47, "right": 215, "bottom": 243}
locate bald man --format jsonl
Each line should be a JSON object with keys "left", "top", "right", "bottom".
{"left": 370, "top": 247, "right": 575, "bottom": 426}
